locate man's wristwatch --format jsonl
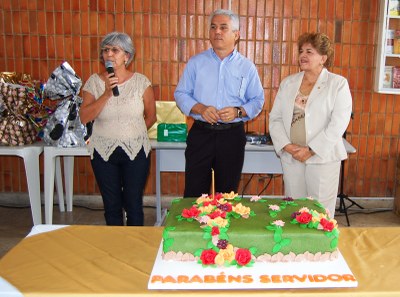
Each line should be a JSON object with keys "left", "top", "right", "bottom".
{"left": 235, "top": 107, "right": 243, "bottom": 118}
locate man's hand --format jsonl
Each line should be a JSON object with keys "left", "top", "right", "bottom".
{"left": 191, "top": 104, "right": 220, "bottom": 124}
{"left": 217, "top": 107, "right": 237, "bottom": 123}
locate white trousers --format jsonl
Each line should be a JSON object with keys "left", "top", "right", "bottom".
{"left": 281, "top": 159, "right": 341, "bottom": 218}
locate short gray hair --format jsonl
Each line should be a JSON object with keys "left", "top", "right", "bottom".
{"left": 99, "top": 32, "right": 135, "bottom": 66}
{"left": 209, "top": 9, "right": 240, "bottom": 31}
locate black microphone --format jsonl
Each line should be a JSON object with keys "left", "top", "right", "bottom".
{"left": 105, "top": 61, "right": 119, "bottom": 96}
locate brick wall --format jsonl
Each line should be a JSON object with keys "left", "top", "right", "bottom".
{"left": 0, "top": 0, "right": 398, "bottom": 198}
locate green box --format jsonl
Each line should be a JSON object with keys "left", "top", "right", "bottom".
{"left": 157, "top": 123, "right": 187, "bottom": 142}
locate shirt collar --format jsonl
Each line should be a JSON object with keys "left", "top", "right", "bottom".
{"left": 210, "top": 48, "right": 237, "bottom": 62}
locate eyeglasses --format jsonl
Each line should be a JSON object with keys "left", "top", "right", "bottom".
{"left": 101, "top": 47, "right": 123, "bottom": 54}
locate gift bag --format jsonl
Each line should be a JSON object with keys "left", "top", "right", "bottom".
{"left": 0, "top": 77, "right": 41, "bottom": 146}
{"left": 148, "top": 101, "right": 186, "bottom": 139}
{"left": 42, "top": 62, "right": 89, "bottom": 147}
{"left": 157, "top": 123, "right": 187, "bottom": 142}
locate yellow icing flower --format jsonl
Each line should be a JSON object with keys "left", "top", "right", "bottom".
{"left": 214, "top": 253, "right": 225, "bottom": 266}
{"left": 311, "top": 211, "right": 330, "bottom": 224}
{"left": 215, "top": 244, "right": 235, "bottom": 265}
{"left": 299, "top": 207, "right": 310, "bottom": 213}
{"left": 207, "top": 216, "right": 228, "bottom": 228}
{"left": 196, "top": 195, "right": 213, "bottom": 204}
{"left": 232, "top": 203, "right": 251, "bottom": 217}
{"left": 222, "top": 191, "right": 237, "bottom": 200}
{"left": 198, "top": 204, "right": 215, "bottom": 214}
{"left": 216, "top": 197, "right": 228, "bottom": 205}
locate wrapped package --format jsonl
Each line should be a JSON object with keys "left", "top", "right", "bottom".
{"left": 42, "top": 62, "right": 90, "bottom": 147}
{"left": 148, "top": 101, "right": 186, "bottom": 139}
{"left": 0, "top": 73, "right": 47, "bottom": 146}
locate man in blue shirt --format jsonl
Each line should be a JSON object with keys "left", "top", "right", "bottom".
{"left": 175, "top": 9, "right": 264, "bottom": 198}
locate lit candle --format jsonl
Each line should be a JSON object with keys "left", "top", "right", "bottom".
{"left": 211, "top": 168, "right": 215, "bottom": 198}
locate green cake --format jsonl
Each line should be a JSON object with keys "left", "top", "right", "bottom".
{"left": 162, "top": 193, "right": 339, "bottom": 267}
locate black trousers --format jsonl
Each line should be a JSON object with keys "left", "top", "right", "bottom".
{"left": 91, "top": 147, "right": 150, "bottom": 226}
{"left": 183, "top": 121, "right": 246, "bottom": 198}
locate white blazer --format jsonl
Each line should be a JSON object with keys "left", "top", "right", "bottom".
{"left": 269, "top": 68, "right": 352, "bottom": 164}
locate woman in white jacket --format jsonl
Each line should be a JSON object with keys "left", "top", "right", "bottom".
{"left": 269, "top": 32, "right": 352, "bottom": 217}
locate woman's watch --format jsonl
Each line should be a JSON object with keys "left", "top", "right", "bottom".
{"left": 235, "top": 107, "right": 243, "bottom": 118}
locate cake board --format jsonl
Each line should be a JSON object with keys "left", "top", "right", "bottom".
{"left": 148, "top": 243, "right": 358, "bottom": 290}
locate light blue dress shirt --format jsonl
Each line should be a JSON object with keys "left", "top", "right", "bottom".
{"left": 174, "top": 48, "right": 264, "bottom": 122}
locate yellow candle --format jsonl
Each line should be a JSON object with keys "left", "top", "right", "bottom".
{"left": 211, "top": 168, "right": 215, "bottom": 198}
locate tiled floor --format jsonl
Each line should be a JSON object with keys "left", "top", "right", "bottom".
{"left": 0, "top": 193, "right": 399, "bottom": 259}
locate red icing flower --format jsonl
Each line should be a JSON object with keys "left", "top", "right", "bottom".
{"left": 235, "top": 248, "right": 252, "bottom": 266}
{"left": 214, "top": 193, "right": 223, "bottom": 200}
{"left": 209, "top": 210, "right": 226, "bottom": 219}
{"left": 200, "top": 249, "right": 218, "bottom": 265}
{"left": 296, "top": 212, "right": 312, "bottom": 224}
{"left": 181, "top": 206, "right": 201, "bottom": 218}
{"left": 211, "top": 226, "right": 220, "bottom": 236}
{"left": 320, "top": 218, "right": 335, "bottom": 232}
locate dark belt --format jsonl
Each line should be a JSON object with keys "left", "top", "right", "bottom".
{"left": 194, "top": 120, "right": 243, "bottom": 131}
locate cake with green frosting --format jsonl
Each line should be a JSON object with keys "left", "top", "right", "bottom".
{"left": 162, "top": 192, "right": 339, "bottom": 267}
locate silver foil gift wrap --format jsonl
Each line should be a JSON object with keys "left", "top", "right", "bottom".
{"left": 0, "top": 73, "right": 47, "bottom": 146}
{"left": 42, "top": 62, "right": 90, "bottom": 147}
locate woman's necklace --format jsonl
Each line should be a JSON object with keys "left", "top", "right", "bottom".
{"left": 300, "top": 75, "right": 317, "bottom": 95}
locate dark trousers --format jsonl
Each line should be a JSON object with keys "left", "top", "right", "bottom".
{"left": 91, "top": 146, "right": 150, "bottom": 226}
{"left": 183, "top": 122, "right": 246, "bottom": 198}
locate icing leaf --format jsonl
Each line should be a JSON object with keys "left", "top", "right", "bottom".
{"left": 332, "top": 229, "right": 340, "bottom": 237}
{"left": 330, "top": 237, "right": 339, "bottom": 248}
{"left": 231, "top": 212, "right": 241, "bottom": 219}
{"left": 272, "top": 243, "right": 282, "bottom": 253}
{"left": 203, "top": 232, "right": 212, "bottom": 240}
{"left": 269, "top": 211, "right": 278, "bottom": 217}
{"left": 273, "top": 231, "right": 282, "bottom": 243}
{"left": 163, "top": 238, "right": 174, "bottom": 253}
{"left": 203, "top": 226, "right": 212, "bottom": 232}
{"left": 206, "top": 241, "right": 215, "bottom": 249}
{"left": 162, "top": 226, "right": 175, "bottom": 240}
{"left": 219, "top": 232, "right": 229, "bottom": 240}
{"left": 249, "top": 247, "right": 257, "bottom": 254}
{"left": 194, "top": 249, "right": 204, "bottom": 257}
{"left": 266, "top": 225, "right": 275, "bottom": 231}
{"left": 280, "top": 238, "right": 291, "bottom": 247}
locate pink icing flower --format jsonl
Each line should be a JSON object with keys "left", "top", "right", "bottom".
{"left": 269, "top": 204, "right": 280, "bottom": 211}
{"left": 250, "top": 195, "right": 261, "bottom": 202}
{"left": 272, "top": 220, "right": 285, "bottom": 227}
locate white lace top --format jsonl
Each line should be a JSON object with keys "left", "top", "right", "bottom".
{"left": 82, "top": 73, "right": 152, "bottom": 161}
